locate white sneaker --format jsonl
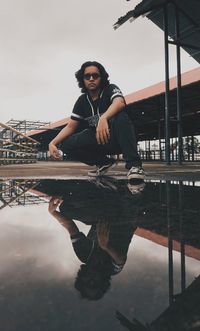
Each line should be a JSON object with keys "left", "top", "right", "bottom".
{"left": 127, "top": 166, "right": 145, "bottom": 181}
{"left": 127, "top": 182, "right": 145, "bottom": 195}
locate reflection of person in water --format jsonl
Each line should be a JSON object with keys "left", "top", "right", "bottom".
{"left": 49, "top": 197, "right": 137, "bottom": 300}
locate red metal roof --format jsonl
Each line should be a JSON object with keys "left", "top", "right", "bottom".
{"left": 125, "top": 66, "right": 200, "bottom": 104}
{"left": 136, "top": 227, "right": 200, "bottom": 261}
{"left": 26, "top": 117, "right": 69, "bottom": 136}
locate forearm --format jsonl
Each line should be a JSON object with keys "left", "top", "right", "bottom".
{"left": 51, "top": 211, "right": 79, "bottom": 236}
{"left": 101, "top": 97, "right": 126, "bottom": 121}
{"left": 96, "top": 97, "right": 126, "bottom": 145}
{"left": 103, "top": 245, "right": 126, "bottom": 265}
{"left": 50, "top": 125, "right": 76, "bottom": 146}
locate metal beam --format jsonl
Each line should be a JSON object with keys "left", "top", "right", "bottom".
{"left": 164, "top": 4, "right": 171, "bottom": 164}
{"left": 175, "top": 4, "right": 183, "bottom": 164}
{"left": 168, "top": 40, "right": 200, "bottom": 51}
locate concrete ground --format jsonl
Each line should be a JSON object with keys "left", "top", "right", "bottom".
{"left": 0, "top": 161, "right": 200, "bottom": 181}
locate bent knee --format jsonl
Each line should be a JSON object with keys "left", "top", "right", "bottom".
{"left": 113, "top": 111, "right": 131, "bottom": 126}
{"left": 60, "top": 136, "right": 74, "bottom": 152}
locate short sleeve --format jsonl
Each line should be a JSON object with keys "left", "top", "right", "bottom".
{"left": 107, "top": 84, "right": 124, "bottom": 102}
{"left": 71, "top": 96, "right": 85, "bottom": 121}
{"left": 71, "top": 231, "right": 94, "bottom": 263}
{"left": 111, "top": 260, "right": 124, "bottom": 275}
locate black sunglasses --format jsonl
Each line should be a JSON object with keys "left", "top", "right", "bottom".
{"left": 83, "top": 73, "right": 100, "bottom": 80}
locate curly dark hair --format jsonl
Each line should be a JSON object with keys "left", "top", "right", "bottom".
{"left": 74, "top": 264, "right": 111, "bottom": 301}
{"left": 75, "top": 61, "right": 110, "bottom": 93}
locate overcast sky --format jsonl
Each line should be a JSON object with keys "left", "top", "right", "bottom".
{"left": 0, "top": 0, "right": 198, "bottom": 125}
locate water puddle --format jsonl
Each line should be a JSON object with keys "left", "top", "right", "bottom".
{"left": 0, "top": 178, "right": 199, "bottom": 331}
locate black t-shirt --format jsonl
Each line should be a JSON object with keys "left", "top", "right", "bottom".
{"left": 70, "top": 231, "right": 124, "bottom": 275}
{"left": 71, "top": 84, "right": 124, "bottom": 127}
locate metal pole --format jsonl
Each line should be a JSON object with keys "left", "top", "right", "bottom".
{"left": 179, "top": 181, "right": 186, "bottom": 292}
{"left": 172, "top": 137, "right": 174, "bottom": 161}
{"left": 175, "top": 5, "right": 183, "bottom": 165}
{"left": 191, "top": 135, "right": 195, "bottom": 161}
{"left": 166, "top": 181, "right": 173, "bottom": 305}
{"left": 148, "top": 140, "right": 151, "bottom": 160}
{"left": 158, "top": 119, "right": 162, "bottom": 161}
{"left": 164, "top": 4, "right": 171, "bottom": 165}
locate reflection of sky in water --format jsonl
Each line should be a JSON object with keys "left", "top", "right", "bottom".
{"left": 0, "top": 199, "right": 199, "bottom": 331}
{"left": 0, "top": 205, "right": 78, "bottom": 279}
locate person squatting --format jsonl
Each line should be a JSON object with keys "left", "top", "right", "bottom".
{"left": 49, "top": 61, "right": 145, "bottom": 181}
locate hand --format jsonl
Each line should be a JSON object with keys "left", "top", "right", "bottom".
{"left": 97, "top": 221, "right": 110, "bottom": 249}
{"left": 48, "top": 197, "right": 63, "bottom": 215}
{"left": 96, "top": 116, "right": 110, "bottom": 145}
{"left": 49, "top": 143, "right": 62, "bottom": 160}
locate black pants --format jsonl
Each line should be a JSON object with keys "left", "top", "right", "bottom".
{"left": 61, "top": 111, "right": 141, "bottom": 169}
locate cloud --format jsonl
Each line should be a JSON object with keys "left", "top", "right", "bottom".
{"left": 0, "top": 0, "right": 197, "bottom": 123}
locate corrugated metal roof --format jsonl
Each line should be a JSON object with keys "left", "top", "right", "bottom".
{"left": 125, "top": 66, "right": 200, "bottom": 104}
{"left": 132, "top": 0, "right": 167, "bottom": 17}
{"left": 114, "top": 0, "right": 200, "bottom": 64}
{"left": 147, "top": 0, "right": 200, "bottom": 64}
{"left": 26, "top": 117, "right": 69, "bottom": 136}
{"left": 126, "top": 67, "right": 200, "bottom": 140}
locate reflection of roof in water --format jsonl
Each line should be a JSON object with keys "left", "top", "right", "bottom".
{"left": 151, "top": 275, "right": 200, "bottom": 331}
{"left": 0, "top": 179, "right": 47, "bottom": 209}
{"left": 117, "top": 275, "right": 200, "bottom": 331}
{"left": 136, "top": 228, "right": 200, "bottom": 261}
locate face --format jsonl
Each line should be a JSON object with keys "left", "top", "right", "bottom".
{"left": 83, "top": 66, "right": 101, "bottom": 92}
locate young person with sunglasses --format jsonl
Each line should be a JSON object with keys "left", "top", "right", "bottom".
{"left": 49, "top": 61, "right": 144, "bottom": 180}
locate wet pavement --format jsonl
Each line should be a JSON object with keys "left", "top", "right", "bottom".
{"left": 1, "top": 161, "right": 200, "bottom": 181}
{"left": 0, "top": 177, "right": 200, "bottom": 331}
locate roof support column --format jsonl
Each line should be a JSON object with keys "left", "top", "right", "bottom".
{"left": 175, "top": 4, "right": 183, "bottom": 165}
{"left": 191, "top": 135, "right": 195, "bottom": 161}
{"left": 163, "top": 3, "right": 171, "bottom": 165}
{"left": 158, "top": 119, "right": 162, "bottom": 161}
{"left": 179, "top": 181, "right": 186, "bottom": 292}
{"left": 166, "top": 181, "right": 174, "bottom": 305}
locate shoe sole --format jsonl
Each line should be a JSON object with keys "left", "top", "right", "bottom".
{"left": 88, "top": 162, "right": 116, "bottom": 177}
{"left": 92, "top": 179, "right": 118, "bottom": 191}
{"left": 128, "top": 173, "right": 145, "bottom": 181}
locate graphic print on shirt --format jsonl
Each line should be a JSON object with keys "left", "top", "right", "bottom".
{"left": 70, "top": 84, "right": 124, "bottom": 127}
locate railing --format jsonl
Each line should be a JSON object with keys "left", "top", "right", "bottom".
{"left": 0, "top": 122, "right": 40, "bottom": 165}
{"left": 0, "top": 179, "right": 47, "bottom": 209}
{"left": 139, "top": 149, "right": 200, "bottom": 162}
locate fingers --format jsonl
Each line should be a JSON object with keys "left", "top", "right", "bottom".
{"left": 96, "top": 221, "right": 110, "bottom": 249}
{"left": 49, "top": 197, "right": 59, "bottom": 207}
{"left": 97, "top": 221, "right": 110, "bottom": 234}
{"left": 52, "top": 149, "right": 62, "bottom": 160}
{"left": 102, "top": 221, "right": 110, "bottom": 233}
{"left": 96, "top": 130, "right": 106, "bottom": 145}
{"left": 49, "top": 197, "right": 63, "bottom": 212}
{"left": 96, "top": 126, "right": 110, "bottom": 145}
{"left": 49, "top": 144, "right": 62, "bottom": 160}
{"left": 53, "top": 198, "right": 62, "bottom": 205}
